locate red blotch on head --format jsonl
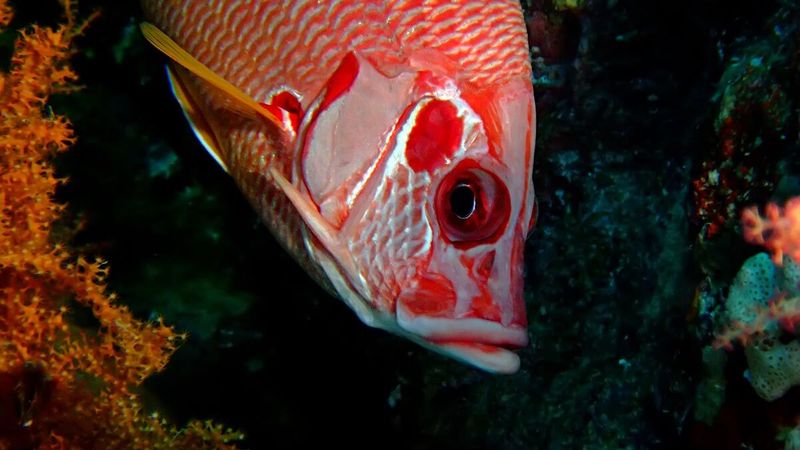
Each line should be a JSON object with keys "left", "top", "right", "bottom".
{"left": 405, "top": 99, "right": 463, "bottom": 173}
{"left": 321, "top": 52, "right": 359, "bottom": 110}
{"left": 468, "top": 291, "right": 501, "bottom": 322}
{"left": 261, "top": 91, "right": 304, "bottom": 132}
{"left": 272, "top": 91, "right": 302, "bottom": 115}
{"left": 399, "top": 273, "right": 456, "bottom": 317}
{"left": 273, "top": 91, "right": 303, "bottom": 131}
{"left": 476, "top": 251, "right": 495, "bottom": 281}
{"left": 459, "top": 252, "right": 501, "bottom": 322}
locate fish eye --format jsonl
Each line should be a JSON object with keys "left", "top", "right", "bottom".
{"left": 450, "top": 182, "right": 477, "bottom": 220}
{"left": 435, "top": 160, "right": 510, "bottom": 247}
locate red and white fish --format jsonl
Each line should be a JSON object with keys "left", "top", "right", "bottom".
{"left": 140, "top": 0, "right": 537, "bottom": 373}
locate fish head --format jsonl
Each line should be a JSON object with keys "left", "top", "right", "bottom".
{"left": 136, "top": 24, "right": 536, "bottom": 373}
{"left": 296, "top": 53, "right": 536, "bottom": 373}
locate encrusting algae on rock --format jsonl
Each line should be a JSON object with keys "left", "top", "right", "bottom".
{"left": 0, "top": 1, "right": 241, "bottom": 448}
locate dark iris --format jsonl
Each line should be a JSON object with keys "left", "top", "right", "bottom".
{"left": 450, "top": 182, "right": 476, "bottom": 220}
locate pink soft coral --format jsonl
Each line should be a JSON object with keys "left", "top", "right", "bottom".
{"left": 742, "top": 197, "right": 800, "bottom": 265}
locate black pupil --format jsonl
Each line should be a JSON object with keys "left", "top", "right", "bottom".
{"left": 450, "top": 183, "right": 476, "bottom": 220}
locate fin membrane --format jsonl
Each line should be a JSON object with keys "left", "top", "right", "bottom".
{"left": 140, "top": 22, "right": 285, "bottom": 131}
{"left": 166, "top": 65, "right": 229, "bottom": 172}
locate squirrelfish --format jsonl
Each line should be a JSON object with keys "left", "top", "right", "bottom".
{"left": 140, "top": 0, "right": 537, "bottom": 373}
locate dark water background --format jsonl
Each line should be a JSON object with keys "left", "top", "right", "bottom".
{"left": 5, "top": 0, "right": 800, "bottom": 448}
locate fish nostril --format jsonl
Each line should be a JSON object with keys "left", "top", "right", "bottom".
{"left": 475, "top": 250, "right": 496, "bottom": 281}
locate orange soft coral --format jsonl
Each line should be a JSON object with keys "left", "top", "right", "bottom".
{"left": 0, "top": 0, "right": 10, "bottom": 28}
{"left": 0, "top": 1, "right": 241, "bottom": 448}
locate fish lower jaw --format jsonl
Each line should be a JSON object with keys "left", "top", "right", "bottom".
{"left": 311, "top": 249, "right": 526, "bottom": 374}
{"left": 432, "top": 341, "right": 522, "bottom": 375}
{"left": 395, "top": 301, "right": 528, "bottom": 374}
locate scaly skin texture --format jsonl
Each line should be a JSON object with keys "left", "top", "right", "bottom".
{"left": 141, "top": 0, "right": 535, "bottom": 371}
{"left": 139, "top": 0, "right": 531, "bottom": 273}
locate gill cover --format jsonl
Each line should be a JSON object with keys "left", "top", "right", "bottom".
{"left": 298, "top": 53, "right": 417, "bottom": 227}
{"left": 286, "top": 52, "right": 422, "bottom": 330}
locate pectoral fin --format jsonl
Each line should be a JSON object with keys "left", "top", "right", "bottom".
{"left": 166, "top": 65, "right": 228, "bottom": 172}
{"left": 269, "top": 167, "right": 357, "bottom": 277}
{"left": 139, "top": 22, "right": 286, "bottom": 132}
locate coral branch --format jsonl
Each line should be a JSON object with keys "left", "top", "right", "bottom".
{"left": 0, "top": 2, "right": 240, "bottom": 448}
{"left": 0, "top": 0, "right": 11, "bottom": 28}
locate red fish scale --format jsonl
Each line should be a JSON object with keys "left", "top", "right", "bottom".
{"left": 142, "top": 0, "right": 530, "bottom": 109}
{"left": 145, "top": 1, "right": 403, "bottom": 104}
{"left": 223, "top": 124, "right": 315, "bottom": 267}
{"left": 347, "top": 164, "right": 431, "bottom": 310}
{"left": 388, "top": 0, "right": 530, "bottom": 85}
{"left": 140, "top": 0, "right": 531, "bottom": 284}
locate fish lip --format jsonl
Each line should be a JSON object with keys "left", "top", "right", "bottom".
{"left": 396, "top": 298, "right": 529, "bottom": 348}
{"left": 433, "top": 341, "right": 522, "bottom": 374}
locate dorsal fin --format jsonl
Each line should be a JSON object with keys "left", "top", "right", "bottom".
{"left": 139, "top": 22, "right": 285, "bottom": 131}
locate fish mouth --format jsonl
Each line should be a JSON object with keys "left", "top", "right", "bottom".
{"left": 396, "top": 299, "right": 528, "bottom": 374}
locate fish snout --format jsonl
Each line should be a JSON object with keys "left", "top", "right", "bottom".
{"left": 394, "top": 274, "right": 528, "bottom": 373}
{"left": 396, "top": 295, "right": 529, "bottom": 347}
